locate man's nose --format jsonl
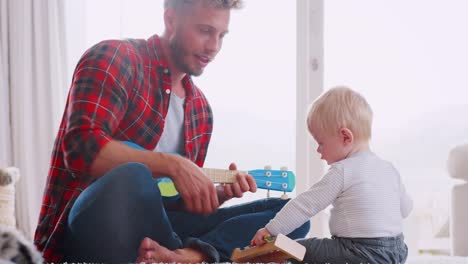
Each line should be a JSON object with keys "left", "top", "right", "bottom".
{"left": 206, "top": 36, "right": 221, "bottom": 54}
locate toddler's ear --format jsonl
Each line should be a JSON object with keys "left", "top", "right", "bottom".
{"left": 339, "top": 128, "right": 354, "bottom": 145}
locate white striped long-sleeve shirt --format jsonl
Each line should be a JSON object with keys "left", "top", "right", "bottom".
{"left": 266, "top": 150, "right": 413, "bottom": 238}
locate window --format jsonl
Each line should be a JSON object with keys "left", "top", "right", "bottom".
{"left": 64, "top": 0, "right": 297, "bottom": 204}
{"left": 324, "top": 0, "right": 468, "bottom": 254}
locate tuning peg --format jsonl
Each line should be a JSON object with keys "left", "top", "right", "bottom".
{"left": 281, "top": 192, "right": 289, "bottom": 200}
{"left": 280, "top": 166, "right": 288, "bottom": 171}
{"left": 264, "top": 165, "right": 272, "bottom": 170}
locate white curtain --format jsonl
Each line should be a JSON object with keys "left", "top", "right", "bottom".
{"left": 0, "top": 0, "right": 12, "bottom": 167}
{"left": 0, "top": 0, "right": 67, "bottom": 239}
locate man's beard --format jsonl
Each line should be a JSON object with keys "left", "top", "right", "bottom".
{"left": 169, "top": 35, "right": 204, "bottom": 77}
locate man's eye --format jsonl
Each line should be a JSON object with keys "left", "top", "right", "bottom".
{"left": 200, "top": 28, "right": 211, "bottom": 34}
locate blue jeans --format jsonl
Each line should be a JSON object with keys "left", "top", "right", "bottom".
{"left": 63, "top": 162, "right": 310, "bottom": 263}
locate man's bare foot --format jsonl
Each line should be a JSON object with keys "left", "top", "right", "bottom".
{"left": 135, "top": 237, "right": 209, "bottom": 264}
{"left": 135, "top": 237, "right": 172, "bottom": 263}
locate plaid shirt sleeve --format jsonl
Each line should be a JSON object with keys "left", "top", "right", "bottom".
{"left": 62, "top": 40, "right": 137, "bottom": 176}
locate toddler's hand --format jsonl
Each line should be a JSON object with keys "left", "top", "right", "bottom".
{"left": 250, "top": 227, "right": 272, "bottom": 247}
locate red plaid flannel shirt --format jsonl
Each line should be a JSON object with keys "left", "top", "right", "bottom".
{"left": 34, "top": 35, "right": 213, "bottom": 262}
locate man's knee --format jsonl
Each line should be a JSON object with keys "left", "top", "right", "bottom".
{"left": 110, "top": 162, "right": 153, "bottom": 187}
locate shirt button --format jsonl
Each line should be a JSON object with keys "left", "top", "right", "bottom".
{"left": 165, "top": 89, "right": 171, "bottom": 94}
{"left": 163, "top": 68, "right": 169, "bottom": 74}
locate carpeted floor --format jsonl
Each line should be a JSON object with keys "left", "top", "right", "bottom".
{"left": 407, "top": 256, "right": 468, "bottom": 264}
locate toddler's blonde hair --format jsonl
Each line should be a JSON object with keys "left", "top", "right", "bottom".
{"left": 307, "top": 86, "right": 373, "bottom": 141}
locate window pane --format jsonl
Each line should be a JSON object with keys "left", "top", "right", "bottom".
{"left": 198, "top": 0, "right": 297, "bottom": 204}
{"left": 324, "top": 0, "right": 468, "bottom": 255}
{"left": 65, "top": 0, "right": 297, "bottom": 204}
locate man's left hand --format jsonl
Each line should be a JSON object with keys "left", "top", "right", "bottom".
{"left": 216, "top": 162, "right": 257, "bottom": 204}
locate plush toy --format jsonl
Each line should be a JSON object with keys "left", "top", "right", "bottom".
{"left": 0, "top": 167, "right": 19, "bottom": 187}
{"left": 0, "top": 167, "right": 19, "bottom": 229}
{"left": 0, "top": 167, "right": 19, "bottom": 228}
{"left": 0, "top": 167, "right": 43, "bottom": 263}
{"left": 0, "top": 225, "right": 43, "bottom": 263}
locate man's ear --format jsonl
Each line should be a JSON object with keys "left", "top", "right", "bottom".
{"left": 164, "top": 8, "right": 177, "bottom": 35}
{"left": 339, "top": 128, "right": 354, "bottom": 145}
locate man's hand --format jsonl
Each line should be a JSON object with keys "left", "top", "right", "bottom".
{"left": 217, "top": 163, "right": 257, "bottom": 204}
{"left": 168, "top": 155, "right": 219, "bottom": 215}
{"left": 251, "top": 227, "right": 272, "bottom": 247}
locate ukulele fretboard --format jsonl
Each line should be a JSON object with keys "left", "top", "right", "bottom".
{"left": 203, "top": 168, "right": 248, "bottom": 183}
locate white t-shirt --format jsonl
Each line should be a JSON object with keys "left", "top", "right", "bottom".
{"left": 154, "top": 94, "right": 185, "bottom": 156}
{"left": 266, "top": 150, "right": 413, "bottom": 238}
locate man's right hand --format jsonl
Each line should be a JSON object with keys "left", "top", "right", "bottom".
{"left": 167, "top": 155, "right": 219, "bottom": 215}
{"left": 90, "top": 142, "right": 219, "bottom": 214}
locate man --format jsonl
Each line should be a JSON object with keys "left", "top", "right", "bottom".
{"left": 34, "top": 0, "right": 309, "bottom": 262}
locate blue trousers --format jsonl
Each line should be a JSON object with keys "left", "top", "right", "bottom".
{"left": 63, "top": 162, "right": 310, "bottom": 263}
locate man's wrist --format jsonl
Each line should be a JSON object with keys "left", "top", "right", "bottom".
{"left": 148, "top": 151, "right": 179, "bottom": 178}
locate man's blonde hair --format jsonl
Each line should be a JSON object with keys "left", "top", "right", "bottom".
{"left": 307, "top": 86, "right": 373, "bottom": 141}
{"left": 164, "top": 0, "right": 243, "bottom": 10}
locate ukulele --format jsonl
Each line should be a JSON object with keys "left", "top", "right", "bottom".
{"left": 123, "top": 141, "right": 296, "bottom": 201}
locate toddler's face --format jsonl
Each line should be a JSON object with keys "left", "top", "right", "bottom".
{"left": 310, "top": 125, "right": 349, "bottom": 165}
